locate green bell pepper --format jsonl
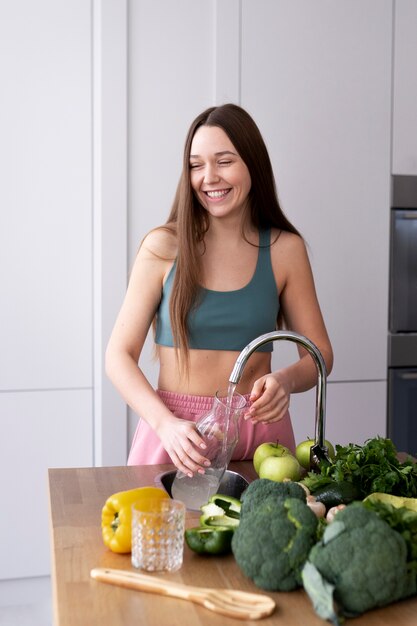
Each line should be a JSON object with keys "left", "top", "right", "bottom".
{"left": 200, "top": 493, "right": 242, "bottom": 528}
{"left": 207, "top": 494, "right": 242, "bottom": 517}
{"left": 185, "top": 526, "right": 234, "bottom": 555}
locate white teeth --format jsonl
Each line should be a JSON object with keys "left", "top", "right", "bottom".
{"left": 206, "top": 190, "right": 229, "bottom": 198}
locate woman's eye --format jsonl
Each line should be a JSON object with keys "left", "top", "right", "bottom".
{"left": 190, "top": 163, "right": 201, "bottom": 169}
{"left": 218, "top": 160, "right": 232, "bottom": 166}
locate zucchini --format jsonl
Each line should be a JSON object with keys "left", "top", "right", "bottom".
{"left": 312, "top": 481, "right": 361, "bottom": 510}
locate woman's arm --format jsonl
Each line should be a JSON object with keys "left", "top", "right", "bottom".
{"left": 247, "top": 232, "right": 333, "bottom": 424}
{"left": 105, "top": 229, "right": 209, "bottom": 474}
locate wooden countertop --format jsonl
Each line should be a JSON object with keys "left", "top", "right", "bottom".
{"left": 48, "top": 462, "right": 417, "bottom": 626}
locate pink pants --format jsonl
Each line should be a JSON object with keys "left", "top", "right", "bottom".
{"left": 127, "top": 390, "right": 296, "bottom": 466}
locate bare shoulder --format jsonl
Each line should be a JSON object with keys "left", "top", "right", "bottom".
{"left": 139, "top": 224, "right": 178, "bottom": 260}
{"left": 269, "top": 229, "right": 312, "bottom": 292}
{"left": 271, "top": 229, "right": 308, "bottom": 261}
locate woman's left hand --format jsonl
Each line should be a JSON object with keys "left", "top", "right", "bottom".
{"left": 245, "top": 374, "right": 291, "bottom": 424}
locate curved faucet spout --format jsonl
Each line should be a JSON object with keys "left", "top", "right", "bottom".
{"left": 229, "top": 330, "right": 331, "bottom": 471}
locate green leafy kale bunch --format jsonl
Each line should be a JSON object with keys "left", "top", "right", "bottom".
{"left": 302, "top": 436, "right": 417, "bottom": 498}
{"left": 240, "top": 478, "right": 306, "bottom": 515}
{"left": 302, "top": 503, "right": 416, "bottom": 624}
{"left": 232, "top": 495, "right": 317, "bottom": 591}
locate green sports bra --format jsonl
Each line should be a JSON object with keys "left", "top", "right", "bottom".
{"left": 155, "top": 229, "right": 279, "bottom": 352}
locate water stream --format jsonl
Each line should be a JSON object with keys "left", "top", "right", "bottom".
{"left": 221, "top": 381, "right": 237, "bottom": 457}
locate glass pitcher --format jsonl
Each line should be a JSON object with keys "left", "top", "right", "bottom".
{"left": 171, "top": 387, "right": 247, "bottom": 510}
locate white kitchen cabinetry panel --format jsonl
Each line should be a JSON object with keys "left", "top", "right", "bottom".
{"left": 392, "top": 0, "right": 417, "bottom": 175}
{"left": 127, "top": 0, "right": 216, "bottom": 440}
{"left": 290, "top": 381, "right": 387, "bottom": 449}
{"left": 128, "top": 0, "right": 215, "bottom": 263}
{"left": 241, "top": 0, "right": 392, "bottom": 383}
{"left": 0, "top": 0, "right": 92, "bottom": 391}
{"left": 0, "top": 389, "right": 93, "bottom": 580}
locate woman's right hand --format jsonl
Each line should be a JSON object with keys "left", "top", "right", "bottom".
{"left": 154, "top": 416, "right": 211, "bottom": 476}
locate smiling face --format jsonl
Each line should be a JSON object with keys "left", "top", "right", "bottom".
{"left": 189, "top": 125, "right": 252, "bottom": 221}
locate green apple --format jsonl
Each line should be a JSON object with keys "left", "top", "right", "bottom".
{"left": 295, "top": 438, "right": 336, "bottom": 470}
{"left": 253, "top": 441, "right": 292, "bottom": 475}
{"left": 258, "top": 454, "right": 302, "bottom": 482}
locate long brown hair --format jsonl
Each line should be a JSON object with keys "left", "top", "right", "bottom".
{"left": 163, "top": 104, "right": 301, "bottom": 372}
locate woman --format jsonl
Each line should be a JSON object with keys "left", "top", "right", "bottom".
{"left": 105, "top": 103, "right": 333, "bottom": 477}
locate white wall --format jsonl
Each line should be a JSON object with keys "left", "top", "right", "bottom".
{"left": 392, "top": 0, "right": 417, "bottom": 174}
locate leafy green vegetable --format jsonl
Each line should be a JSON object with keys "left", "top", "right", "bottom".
{"left": 362, "top": 499, "right": 417, "bottom": 572}
{"left": 302, "top": 437, "right": 417, "bottom": 498}
{"left": 302, "top": 503, "right": 416, "bottom": 621}
{"left": 240, "top": 478, "right": 306, "bottom": 515}
{"left": 302, "top": 562, "right": 340, "bottom": 626}
{"left": 232, "top": 496, "right": 317, "bottom": 591}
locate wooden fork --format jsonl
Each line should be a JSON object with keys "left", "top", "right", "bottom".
{"left": 90, "top": 567, "right": 276, "bottom": 620}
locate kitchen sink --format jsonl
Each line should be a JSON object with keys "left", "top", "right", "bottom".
{"left": 155, "top": 469, "right": 250, "bottom": 500}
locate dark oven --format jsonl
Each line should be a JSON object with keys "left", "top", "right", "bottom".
{"left": 388, "top": 175, "right": 417, "bottom": 456}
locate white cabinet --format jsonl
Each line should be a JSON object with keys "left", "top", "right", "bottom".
{"left": 128, "top": 0, "right": 216, "bottom": 257}
{"left": 289, "top": 381, "right": 387, "bottom": 448}
{"left": 127, "top": 0, "right": 216, "bottom": 437}
{"left": 240, "top": 0, "right": 392, "bottom": 440}
{"left": 392, "top": 0, "right": 417, "bottom": 175}
{"left": 241, "top": 0, "right": 392, "bottom": 383}
{"left": 0, "top": 0, "right": 93, "bottom": 391}
{"left": 0, "top": 390, "right": 93, "bottom": 579}
{"left": 0, "top": 0, "right": 93, "bottom": 580}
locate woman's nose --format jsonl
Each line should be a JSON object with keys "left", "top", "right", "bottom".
{"left": 203, "top": 164, "right": 220, "bottom": 183}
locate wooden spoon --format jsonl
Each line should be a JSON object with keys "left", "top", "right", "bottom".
{"left": 90, "top": 567, "right": 276, "bottom": 620}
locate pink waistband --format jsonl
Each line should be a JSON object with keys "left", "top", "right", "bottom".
{"left": 127, "top": 390, "right": 296, "bottom": 465}
{"left": 157, "top": 389, "right": 250, "bottom": 413}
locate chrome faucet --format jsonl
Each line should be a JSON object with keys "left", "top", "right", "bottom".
{"left": 229, "top": 330, "right": 332, "bottom": 471}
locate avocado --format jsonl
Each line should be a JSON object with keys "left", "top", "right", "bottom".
{"left": 313, "top": 481, "right": 362, "bottom": 510}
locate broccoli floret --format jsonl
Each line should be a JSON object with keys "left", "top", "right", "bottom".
{"left": 302, "top": 503, "right": 417, "bottom": 622}
{"left": 231, "top": 496, "right": 318, "bottom": 591}
{"left": 241, "top": 478, "right": 306, "bottom": 516}
{"left": 362, "top": 499, "right": 417, "bottom": 569}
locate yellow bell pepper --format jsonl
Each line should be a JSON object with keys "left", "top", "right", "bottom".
{"left": 101, "top": 486, "right": 169, "bottom": 553}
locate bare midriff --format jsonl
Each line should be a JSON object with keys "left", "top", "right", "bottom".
{"left": 157, "top": 345, "right": 272, "bottom": 396}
